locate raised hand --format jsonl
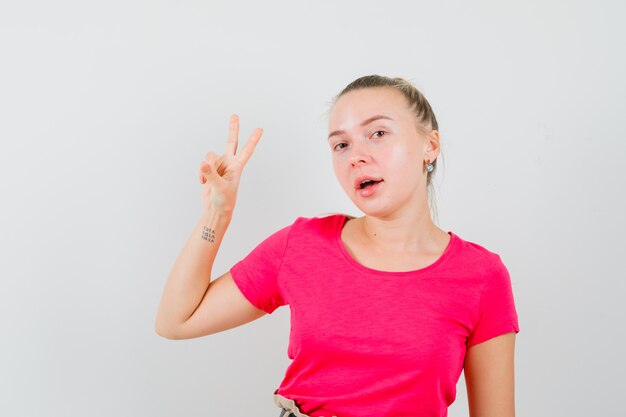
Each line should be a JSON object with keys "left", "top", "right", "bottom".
{"left": 198, "top": 114, "right": 263, "bottom": 215}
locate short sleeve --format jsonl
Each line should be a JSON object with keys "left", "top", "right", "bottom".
{"left": 229, "top": 222, "right": 293, "bottom": 314}
{"left": 466, "top": 254, "right": 520, "bottom": 347}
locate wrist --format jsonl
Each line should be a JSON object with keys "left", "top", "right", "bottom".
{"left": 200, "top": 208, "right": 232, "bottom": 228}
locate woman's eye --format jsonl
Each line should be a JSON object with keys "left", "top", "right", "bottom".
{"left": 333, "top": 143, "right": 347, "bottom": 151}
{"left": 372, "top": 130, "right": 386, "bottom": 138}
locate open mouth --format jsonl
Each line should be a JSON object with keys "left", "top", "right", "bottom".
{"left": 359, "top": 179, "right": 383, "bottom": 189}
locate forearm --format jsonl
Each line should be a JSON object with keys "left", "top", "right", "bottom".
{"left": 155, "top": 208, "right": 232, "bottom": 336}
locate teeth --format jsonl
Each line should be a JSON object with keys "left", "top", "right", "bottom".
{"left": 360, "top": 180, "right": 375, "bottom": 189}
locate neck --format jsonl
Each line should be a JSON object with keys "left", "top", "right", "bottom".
{"left": 358, "top": 200, "right": 442, "bottom": 252}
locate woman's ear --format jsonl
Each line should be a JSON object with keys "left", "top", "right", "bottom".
{"left": 423, "top": 130, "right": 441, "bottom": 160}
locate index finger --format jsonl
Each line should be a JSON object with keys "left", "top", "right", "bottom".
{"left": 236, "top": 127, "right": 263, "bottom": 167}
{"left": 225, "top": 114, "right": 239, "bottom": 156}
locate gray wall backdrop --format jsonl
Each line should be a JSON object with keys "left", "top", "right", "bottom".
{"left": 1, "top": 1, "right": 624, "bottom": 416}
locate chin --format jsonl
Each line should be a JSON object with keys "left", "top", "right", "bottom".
{"left": 352, "top": 201, "right": 393, "bottom": 217}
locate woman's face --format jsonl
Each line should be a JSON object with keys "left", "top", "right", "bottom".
{"left": 327, "top": 87, "right": 439, "bottom": 217}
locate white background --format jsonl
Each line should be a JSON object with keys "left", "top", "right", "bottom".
{"left": 1, "top": 1, "right": 624, "bottom": 416}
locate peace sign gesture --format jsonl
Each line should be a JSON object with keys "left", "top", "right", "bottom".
{"left": 198, "top": 114, "right": 263, "bottom": 216}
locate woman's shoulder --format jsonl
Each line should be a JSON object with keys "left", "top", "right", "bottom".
{"left": 293, "top": 212, "right": 354, "bottom": 225}
{"left": 286, "top": 212, "right": 354, "bottom": 237}
{"left": 450, "top": 231, "right": 506, "bottom": 270}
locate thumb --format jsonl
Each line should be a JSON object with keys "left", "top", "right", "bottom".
{"left": 200, "top": 162, "right": 216, "bottom": 184}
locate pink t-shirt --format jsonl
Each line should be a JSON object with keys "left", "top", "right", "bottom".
{"left": 230, "top": 214, "right": 520, "bottom": 417}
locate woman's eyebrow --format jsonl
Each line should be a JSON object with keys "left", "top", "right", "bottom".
{"left": 328, "top": 115, "right": 394, "bottom": 140}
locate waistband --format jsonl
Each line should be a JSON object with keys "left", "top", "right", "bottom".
{"left": 273, "top": 393, "right": 337, "bottom": 417}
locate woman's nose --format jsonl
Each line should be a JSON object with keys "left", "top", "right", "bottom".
{"left": 350, "top": 155, "right": 367, "bottom": 166}
{"left": 349, "top": 142, "right": 369, "bottom": 167}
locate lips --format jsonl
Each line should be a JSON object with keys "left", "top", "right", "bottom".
{"left": 354, "top": 175, "right": 384, "bottom": 189}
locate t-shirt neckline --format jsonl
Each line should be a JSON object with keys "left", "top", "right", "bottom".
{"left": 334, "top": 214, "right": 457, "bottom": 277}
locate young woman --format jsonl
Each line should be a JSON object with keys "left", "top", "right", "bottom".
{"left": 155, "top": 75, "right": 520, "bottom": 417}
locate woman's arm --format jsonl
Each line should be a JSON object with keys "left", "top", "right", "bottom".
{"left": 154, "top": 209, "right": 231, "bottom": 338}
{"left": 464, "top": 332, "right": 517, "bottom": 417}
{"left": 154, "top": 114, "right": 263, "bottom": 339}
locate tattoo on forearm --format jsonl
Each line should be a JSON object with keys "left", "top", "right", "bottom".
{"left": 201, "top": 226, "right": 215, "bottom": 243}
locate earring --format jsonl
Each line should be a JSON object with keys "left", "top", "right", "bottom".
{"left": 425, "top": 160, "right": 434, "bottom": 173}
